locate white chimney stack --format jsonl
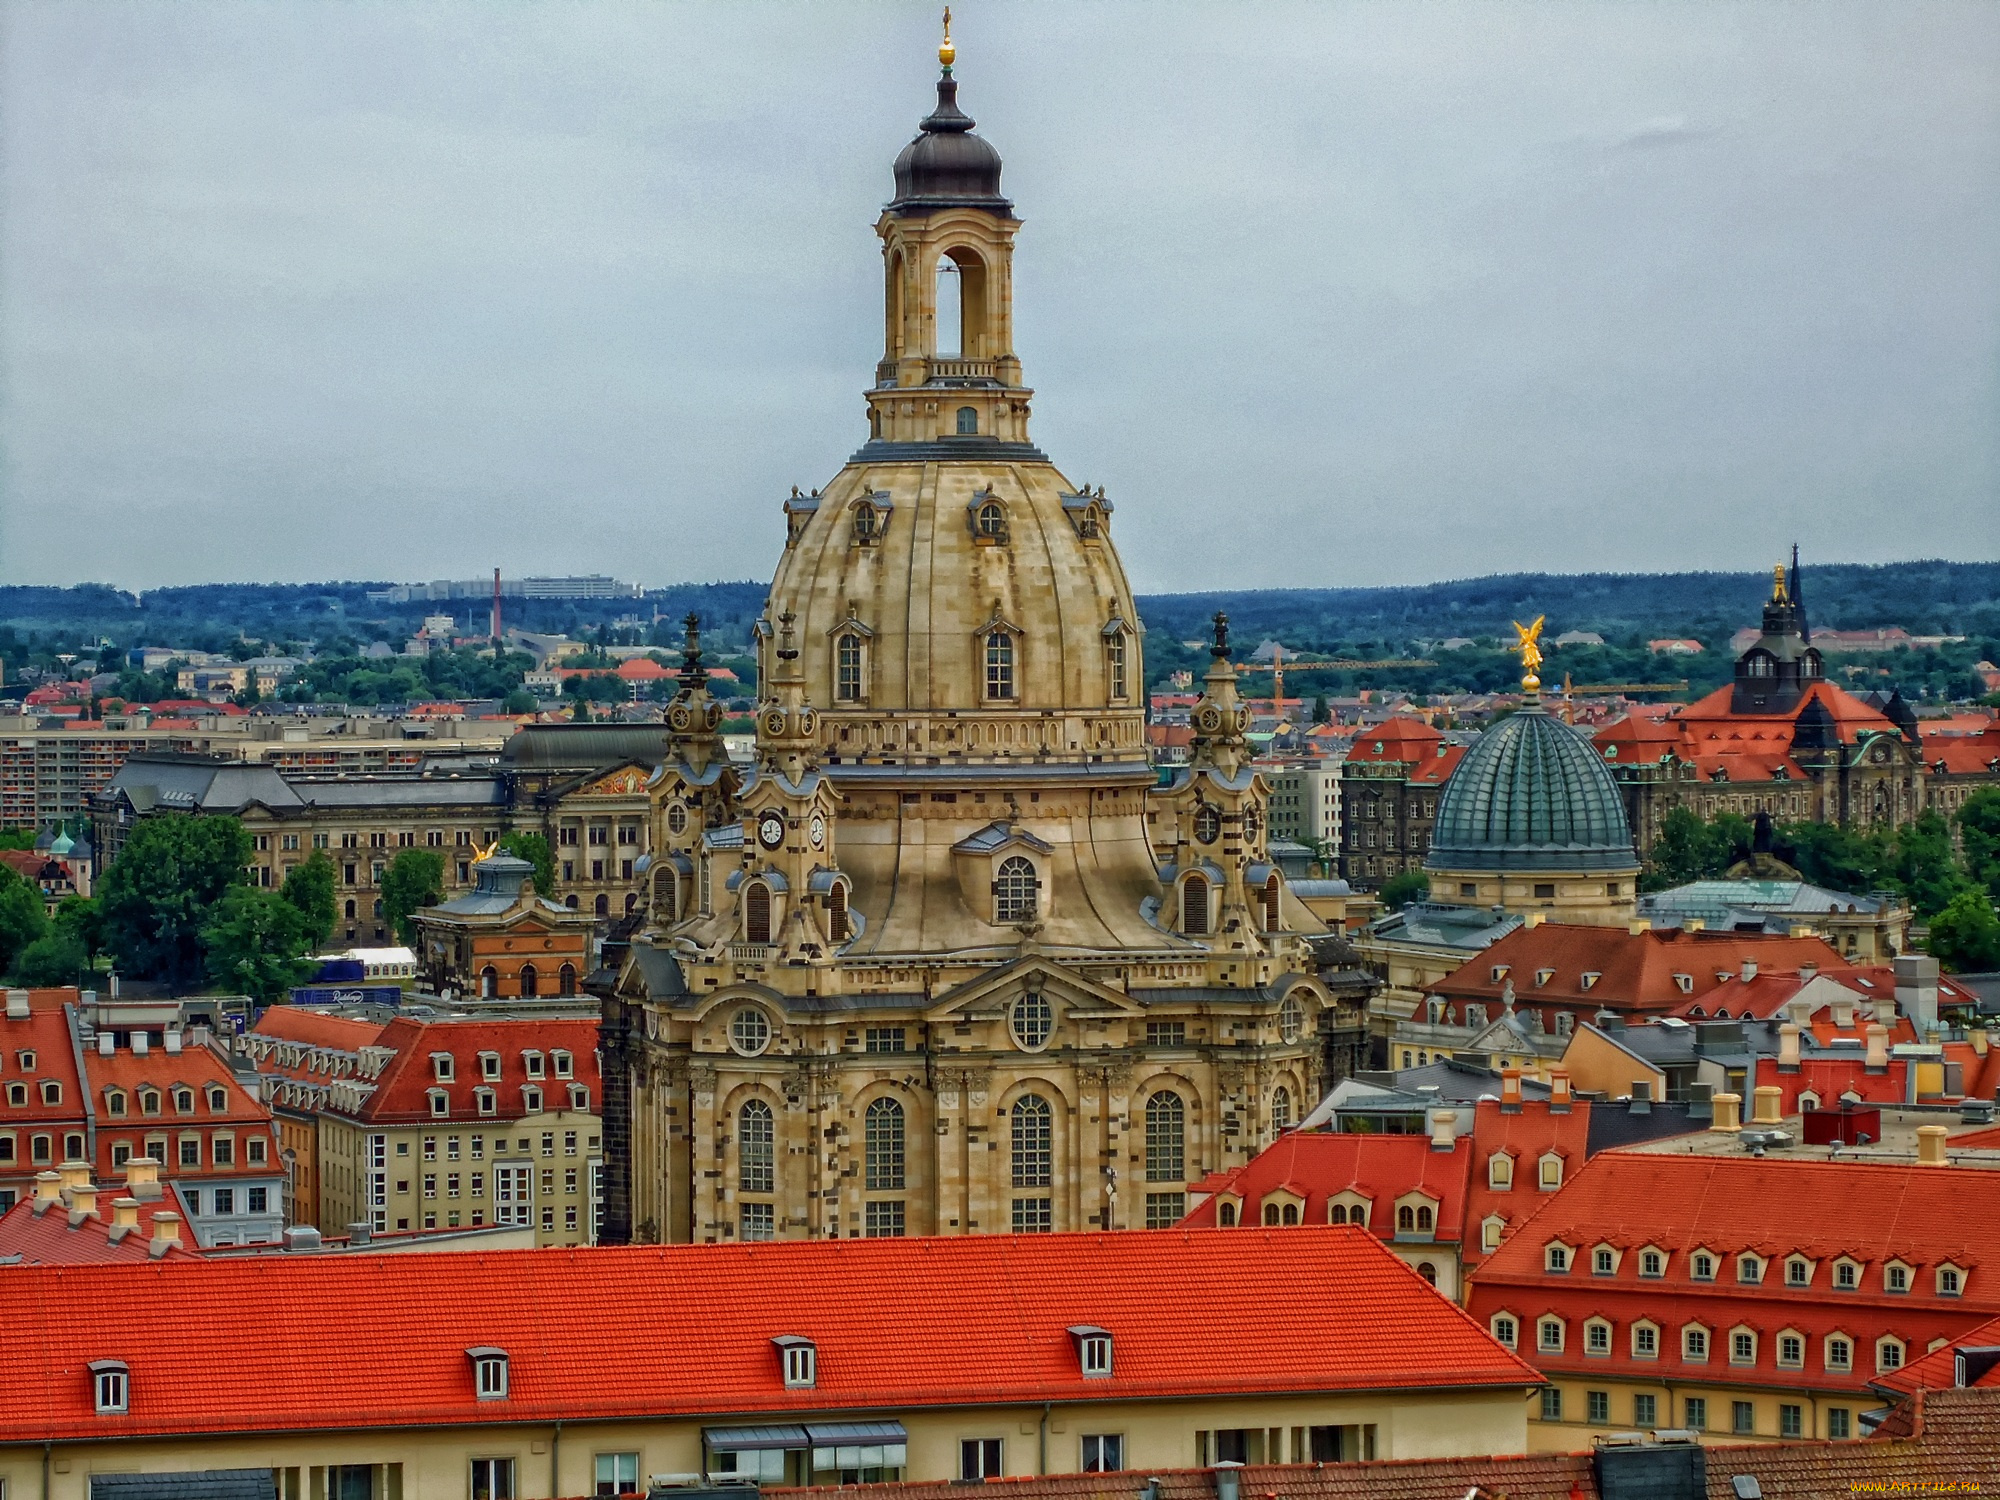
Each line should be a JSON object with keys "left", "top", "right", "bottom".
{"left": 164, "top": 1029, "right": 183, "bottom": 1055}
{"left": 1428, "top": 1109, "right": 1457, "bottom": 1152}
{"left": 1896, "top": 955, "right": 1940, "bottom": 1035}
{"left": 97, "top": 1032, "right": 114, "bottom": 1056}
{"left": 1741, "top": 959, "right": 1757, "bottom": 982}
{"left": 1712, "top": 1092, "right": 1742, "bottom": 1133}
{"left": 1778, "top": 1024, "right": 1802, "bottom": 1070}
{"left": 4, "top": 989, "right": 28, "bottom": 1020}
{"left": 132, "top": 1031, "right": 149, "bottom": 1057}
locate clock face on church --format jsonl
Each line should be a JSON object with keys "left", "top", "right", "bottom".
{"left": 809, "top": 812, "right": 826, "bottom": 850}
{"left": 758, "top": 810, "right": 785, "bottom": 849}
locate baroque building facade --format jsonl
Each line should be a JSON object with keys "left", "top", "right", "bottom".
{"left": 597, "top": 43, "right": 1333, "bottom": 1246}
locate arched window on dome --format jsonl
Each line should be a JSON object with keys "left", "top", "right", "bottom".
{"left": 827, "top": 881, "right": 850, "bottom": 942}
{"left": 1262, "top": 873, "right": 1282, "bottom": 933}
{"left": 976, "top": 501, "right": 1007, "bottom": 540}
{"left": 745, "top": 881, "right": 773, "bottom": 945}
{"left": 1744, "top": 650, "right": 1775, "bottom": 678}
{"left": 1182, "top": 874, "right": 1211, "bottom": 936}
{"left": 935, "top": 256, "right": 962, "bottom": 356}
{"left": 956, "top": 406, "right": 978, "bottom": 435}
{"left": 836, "top": 633, "right": 865, "bottom": 702}
{"left": 852, "top": 501, "right": 879, "bottom": 543}
{"left": 995, "top": 856, "right": 1038, "bottom": 924}
{"left": 985, "top": 629, "right": 1016, "bottom": 700}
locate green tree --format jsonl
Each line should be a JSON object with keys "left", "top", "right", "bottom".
{"left": 97, "top": 815, "right": 252, "bottom": 984}
{"left": 1639, "top": 807, "right": 1739, "bottom": 891}
{"left": 502, "top": 688, "right": 538, "bottom": 714}
{"left": 202, "top": 885, "right": 313, "bottom": 1001}
{"left": 1883, "top": 810, "right": 1971, "bottom": 919}
{"left": 1780, "top": 821, "right": 1887, "bottom": 894}
{"left": 0, "top": 867, "right": 50, "bottom": 973}
{"left": 498, "top": 831, "right": 556, "bottom": 897}
{"left": 280, "top": 850, "right": 337, "bottom": 952}
{"left": 1378, "top": 870, "right": 1429, "bottom": 911}
{"left": 1959, "top": 787, "right": 2000, "bottom": 900}
{"left": 52, "top": 895, "right": 104, "bottom": 966}
{"left": 0, "top": 828, "right": 36, "bottom": 852}
{"left": 14, "top": 929, "right": 86, "bottom": 987}
{"left": 1927, "top": 890, "right": 2000, "bottom": 974}
{"left": 1311, "top": 695, "right": 1331, "bottom": 726}
{"left": 381, "top": 848, "right": 445, "bottom": 946}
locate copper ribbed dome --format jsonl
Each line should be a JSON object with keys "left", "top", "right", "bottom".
{"left": 890, "top": 73, "right": 1008, "bottom": 213}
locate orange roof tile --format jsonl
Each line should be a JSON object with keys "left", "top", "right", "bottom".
{"left": 250, "top": 1007, "right": 388, "bottom": 1052}
{"left": 1461, "top": 1099, "right": 1593, "bottom": 1271}
{"left": 0, "top": 1227, "right": 1536, "bottom": 1443}
{"left": 342, "top": 1015, "right": 601, "bottom": 1124}
{"left": 0, "top": 1198, "right": 197, "bottom": 1265}
{"left": 1181, "top": 1133, "right": 1472, "bottom": 1241}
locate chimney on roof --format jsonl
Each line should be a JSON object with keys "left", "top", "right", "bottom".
{"left": 123, "top": 1157, "right": 163, "bottom": 1201}
{"left": 1741, "top": 959, "right": 1757, "bottom": 982}
{"left": 1896, "top": 954, "right": 1940, "bottom": 1036}
{"left": 4, "top": 989, "right": 27, "bottom": 1020}
{"left": 1831, "top": 995, "right": 1855, "bottom": 1029}
{"left": 1798, "top": 961, "right": 1817, "bottom": 980}
{"left": 58, "top": 1159, "right": 92, "bottom": 1193}
{"left": 107, "top": 1197, "right": 142, "bottom": 1243}
{"left": 1917, "top": 1124, "right": 1950, "bottom": 1168}
{"left": 1628, "top": 919, "right": 1651, "bottom": 936}
{"left": 1711, "top": 1092, "right": 1742, "bottom": 1133}
{"left": 348, "top": 1221, "right": 372, "bottom": 1247}
{"left": 1875, "top": 995, "right": 1898, "bottom": 1027}
{"left": 96, "top": 1031, "right": 114, "bottom": 1056}
{"left": 1778, "top": 1023, "right": 1802, "bottom": 1071}
{"left": 1428, "top": 1108, "right": 1457, "bottom": 1152}
{"left": 31, "top": 1171, "right": 61, "bottom": 1213}
{"left": 1752, "top": 1085, "right": 1784, "bottom": 1126}
{"left": 66, "top": 1182, "right": 98, "bottom": 1226}
{"left": 1972, "top": 1026, "right": 1990, "bottom": 1059}
{"left": 1683, "top": 918, "right": 1705, "bottom": 933}
{"left": 164, "top": 1028, "right": 182, "bottom": 1055}
{"left": 1500, "top": 1067, "right": 1523, "bottom": 1113}
{"left": 283, "top": 1225, "right": 323, "bottom": 1253}
{"left": 1550, "top": 1069, "right": 1573, "bottom": 1112}
{"left": 1865, "top": 1023, "right": 1890, "bottom": 1072}
{"left": 148, "top": 1211, "right": 182, "bottom": 1257}
{"left": 1522, "top": 911, "right": 1545, "bottom": 930}
{"left": 132, "top": 1030, "right": 148, "bottom": 1056}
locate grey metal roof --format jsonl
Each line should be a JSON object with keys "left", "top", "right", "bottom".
{"left": 1367, "top": 902, "right": 1522, "bottom": 953}
{"left": 1290, "top": 879, "right": 1354, "bottom": 897}
{"left": 104, "top": 757, "right": 302, "bottom": 811}
{"left": 1640, "top": 879, "right": 1889, "bottom": 926}
{"left": 954, "top": 820, "right": 1054, "bottom": 855}
{"left": 293, "top": 778, "right": 506, "bottom": 809}
{"left": 89, "top": 1473, "right": 276, "bottom": 1500}
{"left": 501, "top": 724, "right": 672, "bottom": 770}
{"left": 1427, "top": 704, "right": 1637, "bottom": 874}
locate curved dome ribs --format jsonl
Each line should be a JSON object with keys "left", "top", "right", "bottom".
{"left": 1430, "top": 707, "right": 1638, "bottom": 873}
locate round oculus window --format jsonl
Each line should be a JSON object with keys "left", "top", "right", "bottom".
{"left": 1279, "top": 995, "right": 1304, "bottom": 1044}
{"left": 666, "top": 803, "right": 688, "bottom": 836}
{"left": 763, "top": 708, "right": 789, "bottom": 738}
{"left": 729, "top": 1007, "right": 772, "bottom": 1056}
{"left": 758, "top": 810, "right": 785, "bottom": 849}
{"left": 1194, "top": 805, "right": 1221, "bottom": 845}
{"left": 1196, "top": 706, "right": 1223, "bottom": 733}
{"left": 808, "top": 811, "right": 826, "bottom": 850}
{"left": 1011, "top": 991, "right": 1054, "bottom": 1051}
{"left": 668, "top": 704, "right": 693, "bottom": 731}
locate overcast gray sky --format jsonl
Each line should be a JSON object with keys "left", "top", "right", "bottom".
{"left": 3, "top": 1, "right": 1996, "bottom": 593}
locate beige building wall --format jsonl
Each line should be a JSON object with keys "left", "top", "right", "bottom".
{"left": 1555, "top": 1028, "right": 1667, "bottom": 1102}
{"left": 0, "top": 1388, "right": 1529, "bottom": 1499}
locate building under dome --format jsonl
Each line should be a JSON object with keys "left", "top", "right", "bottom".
{"left": 597, "top": 33, "right": 1335, "bottom": 1246}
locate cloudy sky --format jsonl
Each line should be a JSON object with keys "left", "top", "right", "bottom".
{"left": 3, "top": 1, "right": 1996, "bottom": 593}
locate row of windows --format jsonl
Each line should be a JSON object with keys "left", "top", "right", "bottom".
{"left": 1498, "top": 1311, "right": 1908, "bottom": 1374}
{"left": 829, "top": 627, "right": 1133, "bottom": 705}
{"left": 431, "top": 1050, "right": 578, "bottom": 1083}
{"left": 1538, "top": 1386, "right": 1851, "bottom": 1439}
{"left": 101, "top": 1083, "right": 231, "bottom": 1119}
{"left": 426, "top": 1084, "right": 591, "bottom": 1118}
{"left": 4, "top": 1079, "right": 65, "bottom": 1107}
{"left": 1543, "top": 1239, "right": 1966, "bottom": 1297}
{"left": 421, "top": 1131, "right": 588, "bottom": 1162}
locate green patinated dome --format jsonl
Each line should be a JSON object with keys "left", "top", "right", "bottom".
{"left": 1427, "top": 704, "right": 1637, "bottom": 874}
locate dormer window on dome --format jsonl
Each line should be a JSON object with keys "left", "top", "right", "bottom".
{"left": 1069, "top": 1325, "right": 1113, "bottom": 1378}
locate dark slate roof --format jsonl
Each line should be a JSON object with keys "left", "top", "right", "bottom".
{"left": 103, "top": 757, "right": 301, "bottom": 812}
{"left": 1427, "top": 703, "right": 1638, "bottom": 874}
{"left": 88, "top": 1472, "right": 276, "bottom": 1500}
{"left": 888, "top": 69, "right": 1009, "bottom": 214}
{"left": 292, "top": 777, "right": 506, "bottom": 809}
{"left": 499, "top": 724, "right": 672, "bottom": 770}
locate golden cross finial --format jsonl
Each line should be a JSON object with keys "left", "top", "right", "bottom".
{"left": 1511, "top": 615, "right": 1546, "bottom": 695}
{"left": 1772, "top": 563, "right": 1789, "bottom": 603}
{"left": 939, "top": 7, "right": 955, "bottom": 69}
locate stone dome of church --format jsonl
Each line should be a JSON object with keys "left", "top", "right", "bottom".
{"left": 1427, "top": 704, "right": 1637, "bottom": 874}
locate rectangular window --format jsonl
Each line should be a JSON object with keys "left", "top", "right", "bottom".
{"left": 1684, "top": 1398, "right": 1707, "bottom": 1432}
{"left": 864, "top": 1200, "right": 905, "bottom": 1238}
{"left": 1780, "top": 1404, "right": 1803, "bottom": 1438}
{"left": 1081, "top": 1435, "right": 1123, "bottom": 1473}
{"left": 214, "top": 1188, "right": 234, "bottom": 1214}
{"left": 212, "top": 1136, "right": 234, "bottom": 1166}
{"left": 594, "top": 1453, "right": 640, "bottom": 1497}
{"left": 179, "top": 1138, "right": 200, "bottom": 1167}
{"left": 740, "top": 1202, "right": 775, "bottom": 1241}
{"left": 248, "top": 1187, "right": 267, "bottom": 1214}
{"left": 1144, "top": 1191, "right": 1186, "bottom": 1228}
{"left": 1145, "top": 1020, "right": 1186, "bottom": 1047}
{"left": 959, "top": 1439, "right": 1003, "bottom": 1481}
{"left": 448, "top": 1174, "right": 461, "bottom": 1198}
{"left": 1011, "top": 1196, "right": 1052, "bottom": 1233}
{"left": 1540, "top": 1388, "right": 1562, "bottom": 1422}
{"left": 864, "top": 1027, "right": 907, "bottom": 1053}
{"left": 1586, "top": 1391, "right": 1609, "bottom": 1425}
{"left": 471, "top": 1458, "right": 516, "bottom": 1500}
{"left": 1828, "top": 1408, "right": 1850, "bottom": 1440}
{"left": 1633, "top": 1394, "right": 1657, "bottom": 1428}
{"left": 1732, "top": 1401, "right": 1754, "bottom": 1435}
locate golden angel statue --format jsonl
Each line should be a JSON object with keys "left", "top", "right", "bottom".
{"left": 1511, "top": 615, "right": 1546, "bottom": 692}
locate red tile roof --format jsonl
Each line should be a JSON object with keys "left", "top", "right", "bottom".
{"left": 1875, "top": 1311, "right": 2000, "bottom": 1394}
{"left": 0, "top": 1227, "right": 1537, "bottom": 1443}
{"left": 1468, "top": 1153, "right": 2000, "bottom": 1399}
{"left": 1461, "top": 1099, "right": 1594, "bottom": 1272}
{"left": 0, "top": 1197, "right": 197, "bottom": 1265}
{"left": 0, "top": 991, "right": 89, "bottom": 1134}
{"left": 340, "top": 1015, "right": 601, "bottom": 1124}
{"left": 250, "top": 1007, "right": 388, "bottom": 1052}
{"left": 79, "top": 1042, "right": 278, "bottom": 1182}
{"left": 1181, "top": 1132, "right": 1472, "bottom": 1244}
{"left": 1346, "top": 718, "right": 1445, "bottom": 764}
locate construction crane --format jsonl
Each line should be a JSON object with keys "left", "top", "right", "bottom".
{"left": 1235, "top": 644, "right": 1439, "bottom": 710}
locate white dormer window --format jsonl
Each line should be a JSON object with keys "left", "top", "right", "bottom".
{"left": 473, "top": 1087, "right": 497, "bottom": 1116}
{"left": 1070, "top": 1325, "right": 1113, "bottom": 1378}
{"left": 1593, "top": 1245, "right": 1617, "bottom": 1276}
{"left": 524, "top": 1051, "right": 545, "bottom": 1079}
{"left": 522, "top": 1087, "right": 543, "bottom": 1114}
{"left": 1939, "top": 1265, "right": 1964, "bottom": 1298}
{"left": 553, "top": 1051, "right": 574, "bottom": 1078}
{"left": 1691, "top": 1251, "right": 1716, "bottom": 1281}
{"left": 1786, "top": 1256, "right": 1812, "bottom": 1287}
{"left": 1490, "top": 1313, "right": 1517, "bottom": 1349}
{"left": 1885, "top": 1261, "right": 1910, "bottom": 1294}
{"left": 1488, "top": 1153, "right": 1513, "bottom": 1190}
{"left": 468, "top": 1347, "right": 508, "bottom": 1400}
{"left": 1580, "top": 972, "right": 1600, "bottom": 991}
{"left": 1490, "top": 965, "right": 1510, "bottom": 983}
{"left": 1538, "top": 1317, "right": 1565, "bottom": 1353}
{"left": 90, "top": 1360, "right": 129, "bottom": 1415}
{"left": 1538, "top": 1153, "right": 1564, "bottom": 1190}
{"left": 1535, "top": 969, "right": 1554, "bottom": 988}
{"left": 1738, "top": 1255, "right": 1764, "bottom": 1285}
{"left": 432, "top": 1053, "right": 455, "bottom": 1082}
{"left": 428, "top": 1089, "right": 449, "bottom": 1118}
{"left": 569, "top": 1084, "right": 590, "bottom": 1111}
{"left": 775, "top": 1335, "right": 816, "bottom": 1389}
{"left": 1640, "top": 1248, "right": 1666, "bottom": 1278}
{"left": 479, "top": 1052, "right": 501, "bottom": 1081}
{"left": 1834, "top": 1258, "right": 1860, "bottom": 1290}
{"left": 1673, "top": 973, "right": 1694, "bottom": 993}
{"left": 1545, "top": 1242, "right": 1570, "bottom": 1273}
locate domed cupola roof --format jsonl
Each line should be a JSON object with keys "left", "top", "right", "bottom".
{"left": 890, "top": 52, "right": 1008, "bottom": 215}
{"left": 1427, "top": 702, "right": 1638, "bottom": 875}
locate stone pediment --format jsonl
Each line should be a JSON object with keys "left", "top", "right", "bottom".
{"left": 953, "top": 821, "right": 1054, "bottom": 857}
{"left": 925, "top": 955, "right": 1144, "bottom": 1022}
{"left": 580, "top": 763, "right": 653, "bottom": 797}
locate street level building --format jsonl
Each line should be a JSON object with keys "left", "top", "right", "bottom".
{"left": 599, "top": 45, "right": 1335, "bottom": 1244}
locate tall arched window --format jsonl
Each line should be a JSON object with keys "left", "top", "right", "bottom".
{"left": 984, "top": 629, "right": 1015, "bottom": 699}
{"left": 746, "top": 882, "right": 772, "bottom": 944}
{"left": 935, "top": 256, "right": 962, "bottom": 355}
{"left": 836, "top": 634, "right": 864, "bottom": 701}
{"left": 827, "top": 882, "right": 850, "bottom": 941}
{"left": 738, "top": 1099, "right": 775, "bottom": 1193}
{"left": 1106, "top": 631, "right": 1127, "bottom": 700}
{"left": 518, "top": 963, "right": 538, "bottom": 999}
{"left": 594, "top": 893, "right": 609, "bottom": 917}
{"left": 976, "top": 502, "right": 1006, "bottom": 539}
{"left": 1263, "top": 873, "right": 1282, "bottom": 933}
{"left": 1010, "top": 1095, "right": 1052, "bottom": 1188}
{"left": 558, "top": 963, "right": 577, "bottom": 997}
{"left": 994, "top": 856, "right": 1038, "bottom": 923}
{"left": 852, "top": 502, "right": 877, "bottom": 541}
{"left": 1145, "top": 1091, "right": 1185, "bottom": 1183}
{"left": 1182, "top": 875, "right": 1210, "bottom": 936}
{"left": 864, "top": 1097, "right": 906, "bottom": 1191}
{"left": 956, "top": 406, "right": 978, "bottom": 435}
{"left": 479, "top": 966, "right": 497, "bottom": 998}
{"left": 1219, "top": 1200, "right": 1237, "bottom": 1226}
{"left": 1272, "top": 1085, "right": 1292, "bottom": 1132}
